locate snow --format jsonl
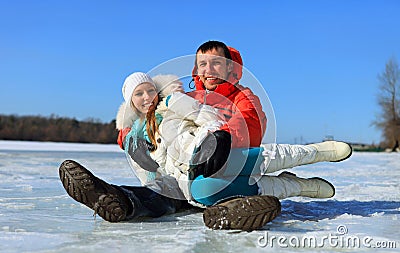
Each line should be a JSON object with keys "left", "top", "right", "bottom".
{"left": 0, "top": 141, "right": 399, "bottom": 252}
{"left": 0, "top": 140, "right": 121, "bottom": 152}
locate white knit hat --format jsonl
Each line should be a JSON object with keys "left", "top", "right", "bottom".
{"left": 122, "top": 72, "right": 156, "bottom": 105}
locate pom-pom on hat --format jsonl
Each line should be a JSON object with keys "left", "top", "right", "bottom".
{"left": 122, "top": 72, "right": 156, "bottom": 105}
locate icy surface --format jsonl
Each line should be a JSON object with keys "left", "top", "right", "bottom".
{"left": 0, "top": 140, "right": 121, "bottom": 152}
{"left": 0, "top": 141, "right": 399, "bottom": 252}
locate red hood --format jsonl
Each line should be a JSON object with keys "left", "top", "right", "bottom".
{"left": 192, "top": 46, "right": 243, "bottom": 91}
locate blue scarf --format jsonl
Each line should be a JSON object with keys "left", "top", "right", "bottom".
{"left": 124, "top": 112, "right": 163, "bottom": 183}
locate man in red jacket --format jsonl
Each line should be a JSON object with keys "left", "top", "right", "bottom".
{"left": 184, "top": 42, "right": 350, "bottom": 232}
{"left": 59, "top": 41, "right": 282, "bottom": 231}
{"left": 185, "top": 41, "right": 267, "bottom": 179}
{"left": 189, "top": 43, "right": 266, "bottom": 147}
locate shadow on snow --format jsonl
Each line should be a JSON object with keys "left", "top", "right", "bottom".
{"left": 278, "top": 199, "right": 400, "bottom": 221}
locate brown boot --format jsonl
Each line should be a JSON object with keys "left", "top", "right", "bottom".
{"left": 59, "top": 160, "right": 133, "bottom": 222}
{"left": 203, "top": 195, "right": 281, "bottom": 231}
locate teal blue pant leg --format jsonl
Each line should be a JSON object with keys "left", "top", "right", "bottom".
{"left": 191, "top": 175, "right": 258, "bottom": 206}
{"left": 223, "top": 147, "right": 264, "bottom": 177}
{"left": 190, "top": 147, "right": 264, "bottom": 206}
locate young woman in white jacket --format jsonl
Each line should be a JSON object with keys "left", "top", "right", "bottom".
{"left": 117, "top": 72, "right": 229, "bottom": 201}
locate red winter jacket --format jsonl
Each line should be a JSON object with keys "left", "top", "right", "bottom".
{"left": 189, "top": 47, "right": 267, "bottom": 148}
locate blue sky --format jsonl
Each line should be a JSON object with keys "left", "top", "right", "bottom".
{"left": 1, "top": 0, "right": 399, "bottom": 144}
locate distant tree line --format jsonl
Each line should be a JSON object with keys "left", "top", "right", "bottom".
{"left": 374, "top": 56, "right": 400, "bottom": 151}
{"left": 0, "top": 114, "right": 118, "bottom": 144}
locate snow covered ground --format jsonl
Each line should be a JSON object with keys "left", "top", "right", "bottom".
{"left": 0, "top": 141, "right": 399, "bottom": 252}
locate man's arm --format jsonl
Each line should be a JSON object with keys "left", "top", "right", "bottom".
{"left": 221, "top": 88, "right": 266, "bottom": 148}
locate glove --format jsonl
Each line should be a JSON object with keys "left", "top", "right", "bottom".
{"left": 117, "top": 128, "right": 131, "bottom": 149}
{"left": 189, "top": 130, "right": 231, "bottom": 180}
{"left": 127, "top": 136, "right": 159, "bottom": 172}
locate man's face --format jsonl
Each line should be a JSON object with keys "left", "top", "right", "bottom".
{"left": 196, "top": 47, "right": 233, "bottom": 91}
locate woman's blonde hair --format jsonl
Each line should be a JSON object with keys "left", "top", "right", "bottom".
{"left": 130, "top": 98, "right": 160, "bottom": 150}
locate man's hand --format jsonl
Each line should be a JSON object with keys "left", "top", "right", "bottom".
{"left": 189, "top": 130, "right": 231, "bottom": 180}
{"left": 127, "top": 137, "right": 159, "bottom": 172}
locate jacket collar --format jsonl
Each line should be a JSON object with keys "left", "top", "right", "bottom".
{"left": 193, "top": 76, "right": 239, "bottom": 97}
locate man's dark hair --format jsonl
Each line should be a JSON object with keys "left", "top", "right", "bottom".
{"left": 196, "top": 40, "right": 232, "bottom": 62}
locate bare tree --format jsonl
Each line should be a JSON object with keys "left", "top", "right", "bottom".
{"left": 374, "top": 57, "right": 400, "bottom": 151}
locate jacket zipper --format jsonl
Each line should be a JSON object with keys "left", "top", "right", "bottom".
{"left": 203, "top": 89, "right": 209, "bottom": 104}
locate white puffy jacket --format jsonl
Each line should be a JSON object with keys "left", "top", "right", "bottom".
{"left": 116, "top": 74, "right": 226, "bottom": 200}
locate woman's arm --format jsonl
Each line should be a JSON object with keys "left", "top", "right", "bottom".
{"left": 166, "top": 92, "right": 226, "bottom": 126}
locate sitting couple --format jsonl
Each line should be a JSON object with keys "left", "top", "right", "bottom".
{"left": 59, "top": 40, "right": 352, "bottom": 231}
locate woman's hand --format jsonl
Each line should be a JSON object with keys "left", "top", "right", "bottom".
{"left": 127, "top": 137, "right": 159, "bottom": 172}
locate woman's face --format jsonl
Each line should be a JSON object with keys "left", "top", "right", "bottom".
{"left": 131, "top": 82, "right": 159, "bottom": 117}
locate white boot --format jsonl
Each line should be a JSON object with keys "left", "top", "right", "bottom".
{"left": 261, "top": 141, "right": 352, "bottom": 174}
{"left": 308, "top": 141, "right": 352, "bottom": 163}
{"left": 256, "top": 172, "right": 335, "bottom": 199}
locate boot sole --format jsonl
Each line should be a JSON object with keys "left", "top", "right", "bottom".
{"left": 59, "top": 160, "right": 128, "bottom": 222}
{"left": 203, "top": 195, "right": 281, "bottom": 231}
